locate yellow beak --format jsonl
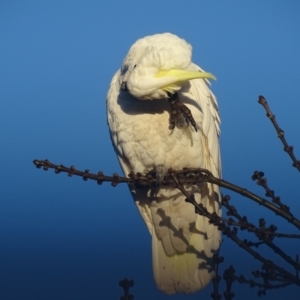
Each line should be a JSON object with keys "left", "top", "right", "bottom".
{"left": 156, "top": 69, "right": 216, "bottom": 82}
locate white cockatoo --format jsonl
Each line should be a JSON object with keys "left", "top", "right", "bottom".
{"left": 106, "top": 33, "right": 221, "bottom": 294}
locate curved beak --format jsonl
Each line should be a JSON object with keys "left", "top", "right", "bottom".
{"left": 156, "top": 69, "right": 216, "bottom": 82}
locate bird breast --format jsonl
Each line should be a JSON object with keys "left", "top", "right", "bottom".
{"left": 112, "top": 91, "right": 204, "bottom": 175}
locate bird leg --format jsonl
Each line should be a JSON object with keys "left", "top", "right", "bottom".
{"left": 167, "top": 92, "right": 198, "bottom": 132}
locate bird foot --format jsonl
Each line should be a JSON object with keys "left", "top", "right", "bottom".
{"left": 167, "top": 92, "right": 198, "bottom": 132}
{"left": 145, "top": 165, "right": 167, "bottom": 186}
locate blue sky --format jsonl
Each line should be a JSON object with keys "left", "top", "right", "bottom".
{"left": 1, "top": 1, "right": 300, "bottom": 299}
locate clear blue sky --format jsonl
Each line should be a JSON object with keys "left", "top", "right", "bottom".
{"left": 1, "top": 1, "right": 300, "bottom": 299}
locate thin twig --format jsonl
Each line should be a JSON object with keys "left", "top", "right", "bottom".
{"left": 264, "top": 240, "right": 300, "bottom": 272}
{"left": 237, "top": 273, "right": 292, "bottom": 296}
{"left": 223, "top": 266, "right": 235, "bottom": 300}
{"left": 222, "top": 196, "right": 300, "bottom": 239}
{"left": 119, "top": 278, "right": 134, "bottom": 300}
{"left": 252, "top": 171, "right": 291, "bottom": 214}
{"left": 258, "top": 95, "right": 300, "bottom": 172}
{"left": 223, "top": 195, "right": 300, "bottom": 271}
{"left": 211, "top": 252, "right": 223, "bottom": 300}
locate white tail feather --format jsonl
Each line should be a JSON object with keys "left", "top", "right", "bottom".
{"left": 134, "top": 183, "right": 221, "bottom": 294}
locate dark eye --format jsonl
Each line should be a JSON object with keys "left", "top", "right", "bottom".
{"left": 133, "top": 64, "right": 137, "bottom": 69}
{"left": 121, "top": 65, "right": 128, "bottom": 75}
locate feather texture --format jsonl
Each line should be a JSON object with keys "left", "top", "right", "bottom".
{"left": 106, "top": 33, "right": 221, "bottom": 294}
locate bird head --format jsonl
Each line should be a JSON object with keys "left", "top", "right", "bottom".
{"left": 118, "top": 33, "right": 216, "bottom": 100}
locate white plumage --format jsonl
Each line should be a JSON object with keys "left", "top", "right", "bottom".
{"left": 106, "top": 33, "right": 221, "bottom": 294}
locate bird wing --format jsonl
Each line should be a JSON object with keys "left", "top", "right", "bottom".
{"left": 188, "top": 63, "right": 221, "bottom": 176}
{"left": 107, "top": 70, "right": 155, "bottom": 234}
{"left": 180, "top": 62, "right": 221, "bottom": 215}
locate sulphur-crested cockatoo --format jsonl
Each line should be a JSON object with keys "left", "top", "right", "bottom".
{"left": 107, "top": 33, "right": 221, "bottom": 294}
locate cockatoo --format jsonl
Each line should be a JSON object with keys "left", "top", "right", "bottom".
{"left": 106, "top": 33, "right": 221, "bottom": 294}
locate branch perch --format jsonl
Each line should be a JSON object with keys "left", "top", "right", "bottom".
{"left": 32, "top": 159, "right": 300, "bottom": 231}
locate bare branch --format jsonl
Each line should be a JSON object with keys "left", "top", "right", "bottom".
{"left": 258, "top": 95, "right": 300, "bottom": 172}
{"left": 237, "top": 272, "right": 293, "bottom": 296}
{"left": 264, "top": 240, "right": 300, "bottom": 272}
{"left": 32, "top": 159, "right": 300, "bottom": 231}
{"left": 211, "top": 252, "right": 223, "bottom": 300}
{"left": 119, "top": 278, "right": 134, "bottom": 300}
{"left": 252, "top": 171, "right": 291, "bottom": 214}
{"left": 222, "top": 195, "right": 300, "bottom": 239}
{"left": 223, "top": 266, "right": 236, "bottom": 300}
{"left": 168, "top": 171, "right": 300, "bottom": 287}
{"left": 222, "top": 195, "right": 300, "bottom": 273}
